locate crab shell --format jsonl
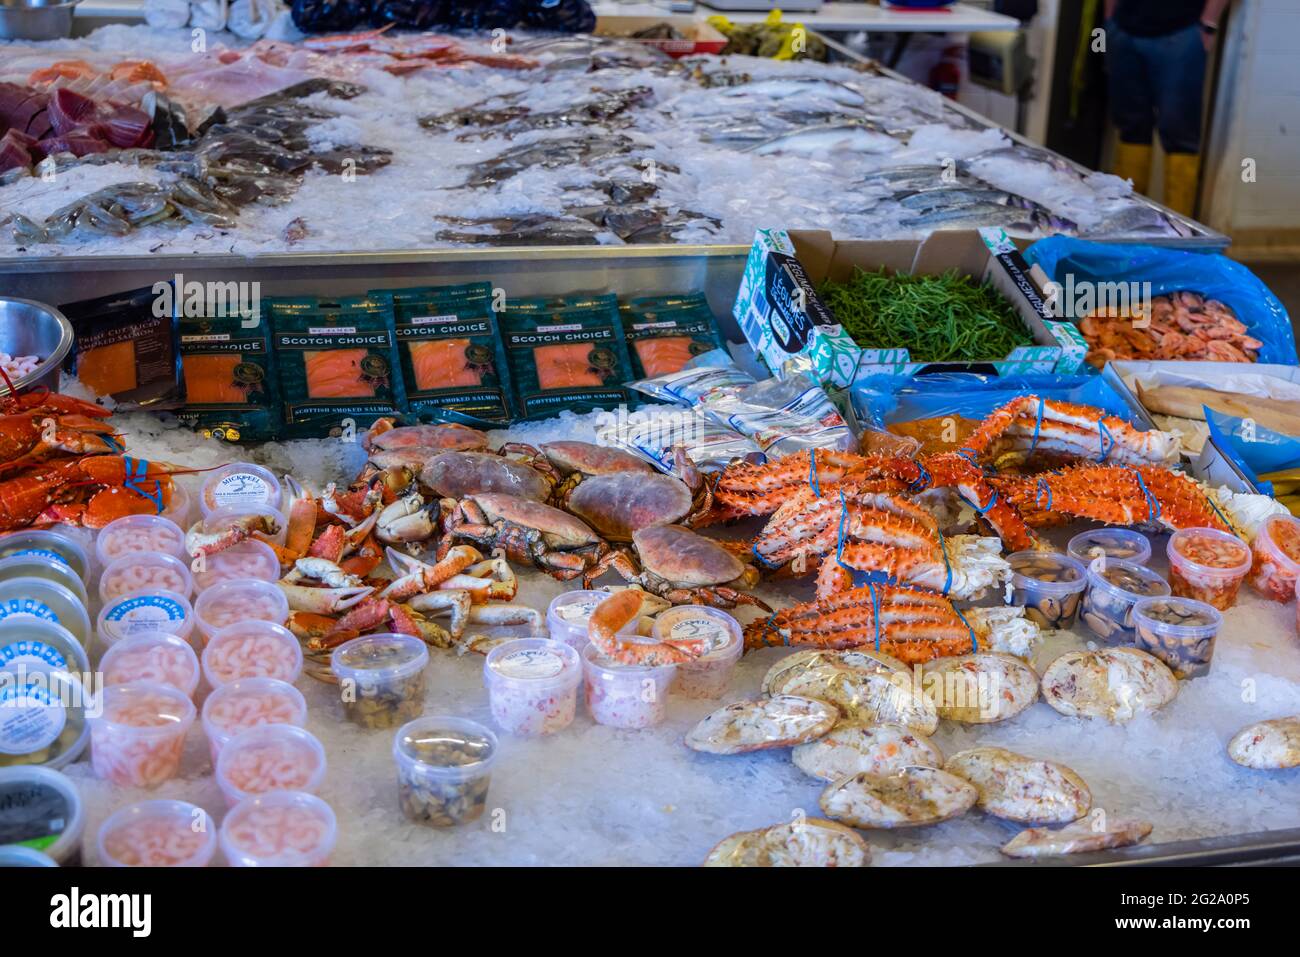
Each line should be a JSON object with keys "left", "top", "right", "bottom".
{"left": 367, "top": 421, "right": 488, "bottom": 453}
{"left": 422, "top": 451, "right": 551, "bottom": 502}
{"left": 469, "top": 493, "right": 601, "bottom": 548}
{"left": 540, "top": 441, "right": 654, "bottom": 476}
{"left": 632, "top": 524, "right": 746, "bottom": 586}
{"left": 568, "top": 472, "right": 693, "bottom": 541}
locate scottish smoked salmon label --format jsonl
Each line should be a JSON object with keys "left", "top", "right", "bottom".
{"left": 266, "top": 294, "right": 407, "bottom": 439}
{"left": 387, "top": 282, "right": 513, "bottom": 425}
{"left": 178, "top": 311, "right": 279, "bottom": 443}
{"left": 501, "top": 296, "right": 634, "bottom": 421}
{"left": 620, "top": 292, "right": 727, "bottom": 380}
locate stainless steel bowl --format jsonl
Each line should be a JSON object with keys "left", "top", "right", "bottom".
{"left": 0, "top": 298, "right": 75, "bottom": 395}
{"left": 0, "top": 0, "right": 80, "bottom": 40}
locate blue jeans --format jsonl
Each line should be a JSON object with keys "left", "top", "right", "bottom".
{"left": 1106, "top": 20, "right": 1207, "bottom": 153}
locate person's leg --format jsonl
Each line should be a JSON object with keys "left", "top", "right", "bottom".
{"left": 1105, "top": 20, "right": 1155, "bottom": 195}
{"left": 1151, "top": 23, "right": 1208, "bottom": 215}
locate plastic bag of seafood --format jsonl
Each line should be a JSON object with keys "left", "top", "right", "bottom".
{"left": 266, "top": 293, "right": 408, "bottom": 439}
{"left": 702, "top": 372, "right": 857, "bottom": 456}
{"left": 628, "top": 348, "right": 757, "bottom": 407}
{"left": 596, "top": 406, "right": 763, "bottom": 472}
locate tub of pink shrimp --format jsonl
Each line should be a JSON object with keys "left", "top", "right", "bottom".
{"left": 201, "top": 620, "right": 302, "bottom": 688}
{"left": 98, "top": 553, "right": 194, "bottom": 603}
{"left": 90, "top": 681, "right": 196, "bottom": 788}
{"left": 654, "top": 606, "right": 743, "bottom": 699}
{"left": 215, "top": 724, "right": 326, "bottom": 808}
{"left": 483, "top": 638, "right": 582, "bottom": 736}
{"left": 95, "top": 515, "right": 187, "bottom": 566}
{"left": 201, "top": 677, "right": 307, "bottom": 764}
{"left": 96, "top": 588, "right": 195, "bottom": 649}
{"left": 100, "top": 633, "right": 201, "bottom": 698}
{"left": 581, "top": 644, "right": 677, "bottom": 730}
{"left": 220, "top": 791, "right": 337, "bottom": 867}
{"left": 194, "top": 578, "right": 289, "bottom": 646}
{"left": 192, "top": 540, "right": 281, "bottom": 592}
{"left": 98, "top": 800, "right": 216, "bottom": 867}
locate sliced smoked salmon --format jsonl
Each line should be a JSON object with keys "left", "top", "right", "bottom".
{"left": 634, "top": 336, "right": 696, "bottom": 378}
{"left": 409, "top": 338, "right": 481, "bottom": 389}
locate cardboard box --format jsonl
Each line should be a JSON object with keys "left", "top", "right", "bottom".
{"left": 732, "top": 227, "right": 1087, "bottom": 388}
{"left": 594, "top": 16, "right": 728, "bottom": 57}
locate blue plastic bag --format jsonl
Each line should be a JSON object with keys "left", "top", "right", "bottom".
{"left": 1025, "top": 236, "right": 1297, "bottom": 366}
{"left": 1205, "top": 407, "right": 1300, "bottom": 489}
{"left": 851, "top": 371, "right": 1140, "bottom": 431}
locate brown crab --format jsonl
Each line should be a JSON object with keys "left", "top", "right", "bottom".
{"left": 420, "top": 450, "right": 554, "bottom": 502}
{"left": 442, "top": 492, "right": 608, "bottom": 580}
{"left": 584, "top": 524, "right": 769, "bottom": 610}
{"left": 505, "top": 440, "right": 652, "bottom": 503}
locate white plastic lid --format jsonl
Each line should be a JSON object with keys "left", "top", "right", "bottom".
{"left": 651, "top": 606, "right": 742, "bottom": 661}
{"left": 0, "top": 577, "right": 90, "bottom": 649}
{"left": 0, "top": 530, "right": 89, "bottom": 581}
{"left": 0, "top": 664, "right": 90, "bottom": 769}
{"left": 0, "top": 765, "right": 85, "bottom": 864}
{"left": 220, "top": 791, "right": 336, "bottom": 867}
{"left": 201, "top": 620, "right": 303, "bottom": 688}
{"left": 0, "top": 554, "right": 89, "bottom": 607}
{"left": 95, "top": 514, "right": 187, "bottom": 566}
{"left": 99, "top": 632, "right": 201, "bottom": 698}
{"left": 485, "top": 637, "right": 580, "bottom": 688}
{"left": 97, "top": 799, "right": 216, "bottom": 867}
{"left": 96, "top": 588, "right": 195, "bottom": 647}
{"left": 201, "top": 463, "right": 283, "bottom": 517}
{"left": 98, "top": 552, "right": 195, "bottom": 603}
{"left": 0, "top": 619, "right": 89, "bottom": 676}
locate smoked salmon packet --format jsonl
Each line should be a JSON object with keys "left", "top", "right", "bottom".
{"left": 619, "top": 292, "right": 727, "bottom": 380}
{"left": 265, "top": 293, "right": 407, "bottom": 439}
{"left": 379, "top": 282, "right": 513, "bottom": 427}
{"left": 61, "top": 284, "right": 184, "bottom": 411}
{"left": 500, "top": 294, "right": 635, "bottom": 421}
{"left": 176, "top": 305, "right": 280, "bottom": 444}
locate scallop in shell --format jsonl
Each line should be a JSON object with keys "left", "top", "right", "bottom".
{"left": 761, "top": 648, "right": 907, "bottom": 695}
{"left": 1040, "top": 647, "right": 1177, "bottom": 723}
{"left": 793, "top": 722, "right": 943, "bottom": 782}
{"left": 1227, "top": 716, "right": 1300, "bottom": 769}
{"left": 764, "top": 655, "right": 937, "bottom": 735}
{"left": 945, "top": 747, "right": 1091, "bottom": 824}
{"left": 685, "top": 695, "right": 837, "bottom": 755}
{"left": 819, "top": 766, "right": 977, "bottom": 829}
{"left": 1001, "top": 816, "right": 1152, "bottom": 858}
{"left": 703, "top": 818, "right": 870, "bottom": 867}
{"left": 922, "top": 653, "right": 1039, "bottom": 724}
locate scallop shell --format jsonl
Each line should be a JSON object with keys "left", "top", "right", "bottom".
{"left": 1001, "top": 816, "right": 1153, "bottom": 858}
{"left": 922, "top": 653, "right": 1039, "bottom": 724}
{"left": 945, "top": 747, "right": 1091, "bottom": 824}
{"left": 685, "top": 695, "right": 838, "bottom": 755}
{"left": 793, "top": 722, "right": 943, "bottom": 783}
{"left": 761, "top": 648, "right": 908, "bottom": 695}
{"left": 703, "top": 818, "right": 870, "bottom": 867}
{"left": 764, "top": 656, "right": 937, "bottom": 735}
{"left": 819, "top": 766, "right": 977, "bottom": 829}
{"left": 1227, "top": 716, "right": 1300, "bottom": 769}
{"left": 1040, "top": 647, "right": 1178, "bottom": 723}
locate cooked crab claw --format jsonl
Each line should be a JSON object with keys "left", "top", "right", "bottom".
{"left": 381, "top": 544, "right": 483, "bottom": 601}
{"left": 406, "top": 589, "right": 474, "bottom": 637}
{"left": 588, "top": 589, "right": 705, "bottom": 667}
{"left": 375, "top": 492, "right": 438, "bottom": 544}
{"left": 278, "top": 582, "right": 375, "bottom": 614}
{"left": 285, "top": 556, "right": 364, "bottom": 589}
{"left": 186, "top": 513, "right": 279, "bottom": 558}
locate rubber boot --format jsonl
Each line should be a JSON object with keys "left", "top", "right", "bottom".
{"left": 1113, "top": 141, "right": 1153, "bottom": 196}
{"left": 1163, "top": 152, "right": 1202, "bottom": 217}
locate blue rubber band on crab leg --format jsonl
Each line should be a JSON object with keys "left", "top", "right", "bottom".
{"left": 1204, "top": 491, "right": 1232, "bottom": 531}
{"left": 955, "top": 447, "right": 983, "bottom": 470}
{"left": 869, "top": 579, "right": 882, "bottom": 651}
{"left": 1035, "top": 477, "right": 1053, "bottom": 511}
{"left": 1028, "top": 396, "right": 1044, "bottom": 453}
{"left": 959, "top": 488, "right": 999, "bottom": 515}
{"left": 1096, "top": 418, "right": 1114, "bottom": 462}
{"left": 938, "top": 531, "right": 953, "bottom": 597}
{"left": 808, "top": 450, "right": 821, "bottom": 497}
{"left": 751, "top": 543, "right": 780, "bottom": 569}
{"left": 760, "top": 610, "right": 786, "bottom": 646}
{"left": 909, "top": 460, "right": 932, "bottom": 494}
{"left": 1123, "top": 465, "right": 1160, "bottom": 523}
{"left": 953, "top": 604, "right": 978, "bottom": 653}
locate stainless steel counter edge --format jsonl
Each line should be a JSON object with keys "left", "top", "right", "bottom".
{"left": 981, "top": 826, "right": 1300, "bottom": 867}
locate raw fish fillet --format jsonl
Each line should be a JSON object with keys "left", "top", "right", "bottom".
{"left": 409, "top": 339, "right": 480, "bottom": 389}
{"left": 534, "top": 344, "right": 603, "bottom": 390}
{"left": 305, "top": 349, "right": 375, "bottom": 398}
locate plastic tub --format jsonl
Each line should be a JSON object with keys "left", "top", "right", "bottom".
{"left": 393, "top": 716, "right": 496, "bottom": 827}
{"left": 98, "top": 552, "right": 194, "bottom": 603}
{"left": 0, "top": 846, "right": 57, "bottom": 866}
{"left": 220, "top": 791, "right": 336, "bottom": 867}
{"left": 581, "top": 643, "right": 677, "bottom": 729}
{"left": 98, "top": 800, "right": 216, "bottom": 867}
{"left": 0, "top": 765, "right": 85, "bottom": 865}
{"left": 1249, "top": 514, "right": 1300, "bottom": 602}
{"left": 1132, "top": 596, "right": 1223, "bottom": 679}
{"left": 89, "top": 680, "right": 195, "bottom": 788}
{"left": 331, "top": 633, "right": 428, "bottom": 730}
{"left": 1007, "top": 551, "right": 1088, "bottom": 630}
{"left": 215, "top": 724, "right": 326, "bottom": 808}
{"left": 545, "top": 590, "right": 634, "bottom": 651}
{"left": 95, "top": 514, "right": 187, "bottom": 565}
{"left": 193, "top": 578, "right": 289, "bottom": 647}
{"left": 99, "top": 633, "right": 201, "bottom": 698}
{"left": 0, "top": 619, "right": 88, "bottom": 675}
{"left": 160, "top": 480, "right": 195, "bottom": 530}
{"left": 483, "top": 638, "right": 581, "bottom": 736}
{"left": 0, "top": 577, "right": 90, "bottom": 649}
{"left": 0, "top": 554, "right": 88, "bottom": 606}
{"left": 654, "top": 605, "right": 743, "bottom": 699}
{"left": 96, "top": 588, "right": 195, "bottom": 648}
{"left": 201, "top": 620, "right": 302, "bottom": 688}
{"left": 1166, "top": 527, "right": 1252, "bottom": 610}
{"left": 0, "top": 664, "right": 89, "bottom": 770}
{"left": 194, "top": 505, "right": 288, "bottom": 550}
{"left": 200, "top": 463, "right": 283, "bottom": 517}
{"left": 192, "top": 540, "right": 281, "bottom": 592}
{"left": 0, "top": 529, "right": 89, "bottom": 581}
{"left": 1079, "top": 558, "right": 1171, "bottom": 645}
{"left": 201, "top": 677, "right": 307, "bottom": 765}
{"left": 1067, "top": 527, "right": 1152, "bottom": 566}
